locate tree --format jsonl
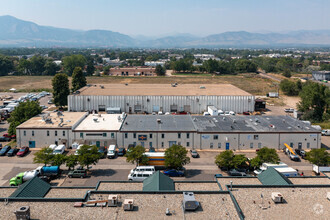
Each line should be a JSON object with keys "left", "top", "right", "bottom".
{"left": 65, "top": 155, "right": 78, "bottom": 170}
{"left": 232, "top": 154, "right": 248, "bottom": 169}
{"left": 30, "top": 55, "right": 46, "bottom": 75}
{"left": 33, "top": 147, "right": 54, "bottom": 166}
{"left": 215, "top": 150, "right": 235, "bottom": 170}
{"left": 125, "top": 145, "right": 149, "bottom": 166}
{"left": 52, "top": 73, "right": 70, "bottom": 107}
{"left": 235, "top": 59, "right": 257, "bottom": 73}
{"left": 305, "top": 148, "right": 330, "bottom": 166}
{"left": 50, "top": 154, "right": 67, "bottom": 166}
{"left": 62, "top": 55, "right": 86, "bottom": 76}
{"left": 86, "top": 61, "right": 95, "bottom": 76}
{"left": 164, "top": 145, "right": 190, "bottom": 169}
{"left": 0, "top": 54, "right": 14, "bottom": 76}
{"left": 155, "top": 64, "right": 165, "bottom": 76}
{"left": 280, "top": 79, "right": 300, "bottom": 96}
{"left": 8, "top": 101, "right": 42, "bottom": 135}
{"left": 43, "top": 60, "right": 60, "bottom": 75}
{"left": 77, "top": 145, "right": 100, "bottom": 170}
{"left": 72, "top": 67, "right": 87, "bottom": 91}
{"left": 249, "top": 157, "right": 262, "bottom": 170}
{"left": 256, "top": 147, "right": 280, "bottom": 164}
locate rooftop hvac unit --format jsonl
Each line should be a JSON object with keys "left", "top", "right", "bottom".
{"left": 327, "top": 192, "right": 330, "bottom": 201}
{"left": 271, "top": 192, "right": 283, "bottom": 203}
{"left": 183, "top": 192, "right": 200, "bottom": 211}
{"left": 200, "top": 86, "right": 206, "bottom": 89}
{"left": 157, "top": 119, "right": 161, "bottom": 123}
{"left": 108, "top": 195, "right": 118, "bottom": 207}
{"left": 14, "top": 206, "right": 30, "bottom": 220}
{"left": 123, "top": 199, "right": 134, "bottom": 211}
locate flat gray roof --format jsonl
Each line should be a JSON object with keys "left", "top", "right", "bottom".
{"left": 121, "top": 115, "right": 196, "bottom": 132}
{"left": 192, "top": 115, "right": 320, "bottom": 133}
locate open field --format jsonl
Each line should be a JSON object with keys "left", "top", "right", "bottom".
{"left": 0, "top": 74, "right": 274, "bottom": 95}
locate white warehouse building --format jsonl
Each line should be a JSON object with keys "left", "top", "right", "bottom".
{"left": 68, "top": 84, "right": 255, "bottom": 114}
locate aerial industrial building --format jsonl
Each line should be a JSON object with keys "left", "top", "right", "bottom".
{"left": 68, "top": 84, "right": 255, "bottom": 114}
{"left": 16, "top": 113, "right": 321, "bottom": 150}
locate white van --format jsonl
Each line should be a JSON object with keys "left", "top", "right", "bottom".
{"left": 107, "top": 145, "right": 117, "bottom": 159}
{"left": 74, "top": 144, "right": 84, "bottom": 155}
{"left": 128, "top": 171, "right": 154, "bottom": 181}
{"left": 49, "top": 144, "right": 57, "bottom": 150}
{"left": 130, "top": 166, "right": 156, "bottom": 174}
{"left": 53, "top": 145, "right": 65, "bottom": 155}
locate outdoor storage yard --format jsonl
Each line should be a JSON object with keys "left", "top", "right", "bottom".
{"left": 232, "top": 187, "right": 329, "bottom": 220}
{"left": 1, "top": 194, "right": 238, "bottom": 220}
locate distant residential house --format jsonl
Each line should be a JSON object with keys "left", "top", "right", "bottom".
{"left": 144, "top": 61, "right": 166, "bottom": 67}
{"left": 312, "top": 71, "right": 330, "bottom": 81}
{"left": 109, "top": 67, "right": 156, "bottom": 76}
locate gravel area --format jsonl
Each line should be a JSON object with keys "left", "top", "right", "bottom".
{"left": 288, "top": 177, "right": 330, "bottom": 185}
{"left": 97, "top": 182, "right": 143, "bottom": 191}
{"left": 1, "top": 194, "right": 238, "bottom": 220}
{"left": 232, "top": 187, "right": 330, "bottom": 220}
{"left": 45, "top": 189, "right": 89, "bottom": 198}
{"left": 0, "top": 188, "right": 16, "bottom": 198}
{"left": 217, "top": 177, "right": 261, "bottom": 190}
{"left": 175, "top": 182, "right": 220, "bottom": 191}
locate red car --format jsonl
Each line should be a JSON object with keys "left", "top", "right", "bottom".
{"left": 3, "top": 133, "right": 16, "bottom": 139}
{"left": 17, "top": 146, "right": 29, "bottom": 157}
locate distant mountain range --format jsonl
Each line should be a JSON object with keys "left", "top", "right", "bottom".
{"left": 0, "top": 15, "right": 330, "bottom": 48}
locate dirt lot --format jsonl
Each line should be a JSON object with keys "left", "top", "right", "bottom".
{"left": 0, "top": 74, "right": 273, "bottom": 95}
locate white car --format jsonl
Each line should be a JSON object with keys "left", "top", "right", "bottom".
{"left": 128, "top": 171, "right": 154, "bottom": 181}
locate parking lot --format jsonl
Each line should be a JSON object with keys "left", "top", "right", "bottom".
{"left": 0, "top": 148, "right": 319, "bottom": 187}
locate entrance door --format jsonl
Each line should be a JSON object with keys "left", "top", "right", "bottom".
{"left": 96, "top": 141, "right": 100, "bottom": 148}
{"left": 298, "top": 143, "right": 302, "bottom": 150}
{"left": 169, "top": 141, "right": 177, "bottom": 147}
{"left": 225, "top": 142, "right": 230, "bottom": 150}
{"left": 29, "top": 141, "right": 35, "bottom": 148}
{"left": 152, "top": 105, "right": 160, "bottom": 112}
{"left": 184, "top": 105, "right": 191, "bottom": 113}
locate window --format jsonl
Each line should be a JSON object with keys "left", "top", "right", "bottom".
{"left": 178, "top": 133, "right": 181, "bottom": 138}
{"left": 258, "top": 143, "right": 261, "bottom": 148}
{"left": 86, "top": 133, "right": 103, "bottom": 136}
{"left": 254, "top": 135, "right": 259, "bottom": 140}
{"left": 125, "top": 133, "right": 128, "bottom": 139}
{"left": 307, "top": 143, "right": 310, "bottom": 148}
{"left": 103, "top": 133, "right": 107, "bottom": 137}
{"left": 137, "top": 174, "right": 143, "bottom": 177}
{"left": 149, "top": 134, "right": 153, "bottom": 139}
{"left": 161, "top": 142, "right": 164, "bottom": 148}
{"left": 32, "top": 131, "right": 34, "bottom": 136}
{"left": 210, "top": 143, "right": 213, "bottom": 149}
{"left": 161, "top": 134, "right": 165, "bottom": 139}
{"left": 250, "top": 143, "right": 254, "bottom": 148}
{"left": 111, "top": 133, "right": 114, "bottom": 138}
{"left": 218, "top": 143, "right": 221, "bottom": 148}
{"left": 149, "top": 142, "right": 152, "bottom": 147}
{"left": 55, "top": 131, "right": 57, "bottom": 136}
{"left": 186, "top": 133, "right": 190, "bottom": 138}
{"left": 213, "top": 135, "right": 218, "bottom": 140}
{"left": 133, "top": 133, "right": 137, "bottom": 138}
{"left": 47, "top": 131, "right": 49, "bottom": 136}
{"left": 80, "top": 133, "right": 83, "bottom": 138}
{"left": 63, "top": 131, "right": 65, "bottom": 136}
{"left": 24, "top": 131, "right": 26, "bottom": 136}
{"left": 186, "top": 142, "right": 190, "bottom": 147}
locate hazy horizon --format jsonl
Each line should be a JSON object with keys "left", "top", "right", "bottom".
{"left": 0, "top": 0, "right": 329, "bottom": 37}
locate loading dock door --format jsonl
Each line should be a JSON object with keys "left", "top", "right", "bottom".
{"left": 184, "top": 105, "right": 191, "bottom": 113}
{"left": 170, "top": 105, "right": 178, "bottom": 112}
{"left": 134, "top": 104, "right": 142, "bottom": 112}
{"left": 98, "top": 105, "right": 106, "bottom": 111}
{"left": 153, "top": 105, "right": 160, "bottom": 112}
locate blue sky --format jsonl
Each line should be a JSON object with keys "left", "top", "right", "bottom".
{"left": 0, "top": 0, "right": 329, "bottom": 36}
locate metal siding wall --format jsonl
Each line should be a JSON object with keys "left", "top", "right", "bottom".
{"left": 68, "top": 95, "right": 255, "bottom": 113}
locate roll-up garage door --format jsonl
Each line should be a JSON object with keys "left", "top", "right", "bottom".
{"left": 170, "top": 104, "right": 178, "bottom": 112}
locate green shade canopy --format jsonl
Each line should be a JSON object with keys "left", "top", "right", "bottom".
{"left": 143, "top": 171, "right": 175, "bottom": 191}
{"left": 258, "top": 167, "right": 293, "bottom": 186}
{"left": 10, "top": 176, "right": 51, "bottom": 198}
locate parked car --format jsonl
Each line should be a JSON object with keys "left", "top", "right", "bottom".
{"left": 228, "top": 169, "right": 247, "bottom": 176}
{"left": 0, "top": 137, "right": 11, "bottom": 142}
{"left": 7, "top": 148, "right": 19, "bottom": 156}
{"left": 128, "top": 171, "right": 154, "bottom": 181}
{"left": 98, "top": 146, "right": 107, "bottom": 158}
{"left": 68, "top": 169, "right": 87, "bottom": 178}
{"left": 163, "top": 169, "right": 185, "bottom": 177}
{"left": 127, "top": 144, "right": 135, "bottom": 152}
{"left": 3, "top": 133, "right": 16, "bottom": 139}
{"left": 17, "top": 146, "right": 29, "bottom": 157}
{"left": 284, "top": 108, "right": 294, "bottom": 113}
{"left": 190, "top": 150, "right": 199, "bottom": 158}
{"left": 48, "top": 99, "right": 53, "bottom": 104}
{"left": 117, "top": 147, "right": 126, "bottom": 156}
{"left": 295, "top": 149, "right": 306, "bottom": 158}
{"left": 0, "top": 146, "right": 11, "bottom": 156}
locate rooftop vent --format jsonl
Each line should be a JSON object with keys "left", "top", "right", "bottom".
{"left": 183, "top": 192, "right": 199, "bottom": 211}
{"left": 93, "top": 117, "right": 98, "bottom": 122}
{"left": 171, "top": 83, "right": 176, "bottom": 87}
{"left": 108, "top": 195, "right": 118, "bottom": 207}
{"left": 100, "top": 85, "right": 104, "bottom": 89}
{"left": 123, "top": 199, "right": 134, "bottom": 211}
{"left": 125, "top": 83, "right": 128, "bottom": 86}
{"left": 157, "top": 119, "right": 162, "bottom": 123}
{"left": 271, "top": 192, "right": 283, "bottom": 203}
{"left": 200, "top": 86, "right": 206, "bottom": 89}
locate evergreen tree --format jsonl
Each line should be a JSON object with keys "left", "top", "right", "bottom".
{"left": 52, "top": 73, "right": 70, "bottom": 107}
{"left": 72, "top": 67, "right": 87, "bottom": 91}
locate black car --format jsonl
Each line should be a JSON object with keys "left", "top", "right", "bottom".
{"left": 117, "top": 147, "right": 126, "bottom": 156}
{"left": 228, "top": 169, "right": 247, "bottom": 176}
{"left": 0, "top": 137, "right": 11, "bottom": 142}
{"left": 127, "top": 144, "right": 135, "bottom": 152}
{"left": 0, "top": 146, "right": 11, "bottom": 156}
{"left": 98, "top": 147, "right": 107, "bottom": 158}
{"left": 7, "top": 148, "right": 19, "bottom": 156}
{"left": 295, "top": 149, "right": 306, "bottom": 158}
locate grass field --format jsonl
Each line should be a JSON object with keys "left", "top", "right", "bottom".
{"left": 0, "top": 73, "right": 274, "bottom": 95}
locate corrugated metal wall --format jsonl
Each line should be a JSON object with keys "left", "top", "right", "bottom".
{"left": 68, "top": 95, "right": 255, "bottom": 113}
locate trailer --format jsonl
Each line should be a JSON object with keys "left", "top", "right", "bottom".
{"left": 313, "top": 164, "right": 330, "bottom": 175}
{"left": 144, "top": 152, "right": 165, "bottom": 166}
